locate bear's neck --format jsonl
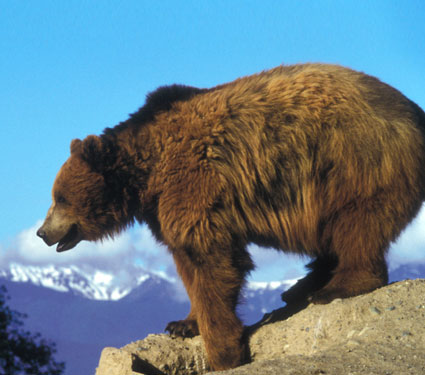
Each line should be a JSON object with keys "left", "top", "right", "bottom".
{"left": 101, "top": 120, "right": 160, "bottom": 216}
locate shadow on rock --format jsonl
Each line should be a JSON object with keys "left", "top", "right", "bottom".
{"left": 245, "top": 299, "right": 310, "bottom": 337}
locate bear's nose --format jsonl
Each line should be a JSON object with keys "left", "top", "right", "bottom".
{"left": 37, "top": 228, "right": 47, "bottom": 240}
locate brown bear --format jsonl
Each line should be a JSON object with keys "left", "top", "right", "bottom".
{"left": 37, "top": 63, "right": 425, "bottom": 371}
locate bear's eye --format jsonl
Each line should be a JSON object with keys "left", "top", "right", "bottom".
{"left": 56, "top": 195, "right": 67, "bottom": 204}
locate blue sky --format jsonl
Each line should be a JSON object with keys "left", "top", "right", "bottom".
{"left": 1, "top": 0, "right": 425, "bottom": 282}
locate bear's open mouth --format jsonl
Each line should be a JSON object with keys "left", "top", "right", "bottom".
{"left": 57, "top": 224, "right": 82, "bottom": 253}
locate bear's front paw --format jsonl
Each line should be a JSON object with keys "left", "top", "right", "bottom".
{"left": 165, "top": 319, "right": 199, "bottom": 338}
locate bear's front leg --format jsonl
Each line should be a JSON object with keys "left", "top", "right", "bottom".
{"left": 165, "top": 250, "right": 200, "bottom": 338}
{"left": 192, "top": 263, "right": 247, "bottom": 370}
{"left": 157, "top": 166, "right": 251, "bottom": 369}
{"left": 170, "top": 248, "right": 248, "bottom": 371}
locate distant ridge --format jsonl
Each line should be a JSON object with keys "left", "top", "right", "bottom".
{"left": 0, "top": 263, "right": 154, "bottom": 300}
{"left": 0, "top": 263, "right": 299, "bottom": 301}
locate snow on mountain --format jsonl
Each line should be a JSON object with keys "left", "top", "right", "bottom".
{"left": 0, "top": 263, "right": 301, "bottom": 303}
{"left": 4, "top": 259, "right": 423, "bottom": 305}
{"left": 0, "top": 263, "right": 151, "bottom": 300}
{"left": 247, "top": 279, "right": 298, "bottom": 293}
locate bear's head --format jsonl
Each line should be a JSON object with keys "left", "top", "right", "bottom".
{"left": 37, "top": 135, "right": 135, "bottom": 252}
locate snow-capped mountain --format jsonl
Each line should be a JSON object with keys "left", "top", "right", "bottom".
{"left": 0, "top": 263, "right": 152, "bottom": 300}
{"left": 1, "top": 260, "right": 423, "bottom": 304}
{"left": 0, "top": 262, "right": 297, "bottom": 303}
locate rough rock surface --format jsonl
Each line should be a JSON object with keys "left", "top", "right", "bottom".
{"left": 96, "top": 279, "right": 425, "bottom": 375}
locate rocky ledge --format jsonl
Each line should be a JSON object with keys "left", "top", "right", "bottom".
{"left": 96, "top": 279, "right": 425, "bottom": 375}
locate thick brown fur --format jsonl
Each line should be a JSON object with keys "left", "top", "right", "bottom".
{"left": 38, "top": 64, "right": 425, "bottom": 370}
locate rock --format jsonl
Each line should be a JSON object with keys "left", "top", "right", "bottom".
{"left": 95, "top": 348, "right": 134, "bottom": 375}
{"left": 96, "top": 334, "right": 208, "bottom": 375}
{"left": 95, "top": 279, "right": 425, "bottom": 375}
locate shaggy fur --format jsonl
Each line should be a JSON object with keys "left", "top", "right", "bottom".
{"left": 37, "top": 64, "right": 425, "bottom": 370}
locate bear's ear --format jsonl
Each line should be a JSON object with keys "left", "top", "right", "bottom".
{"left": 79, "top": 135, "right": 117, "bottom": 173}
{"left": 70, "top": 139, "right": 83, "bottom": 154}
{"left": 80, "top": 135, "right": 104, "bottom": 171}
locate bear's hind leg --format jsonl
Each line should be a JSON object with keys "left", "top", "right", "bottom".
{"left": 311, "top": 259, "right": 388, "bottom": 304}
{"left": 281, "top": 255, "right": 338, "bottom": 305}
{"left": 310, "top": 194, "right": 401, "bottom": 304}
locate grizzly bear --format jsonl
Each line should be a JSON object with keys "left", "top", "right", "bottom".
{"left": 37, "top": 63, "right": 425, "bottom": 371}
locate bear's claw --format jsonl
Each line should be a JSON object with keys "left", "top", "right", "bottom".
{"left": 165, "top": 319, "right": 199, "bottom": 338}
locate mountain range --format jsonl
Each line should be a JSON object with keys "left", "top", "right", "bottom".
{"left": 1, "top": 262, "right": 424, "bottom": 375}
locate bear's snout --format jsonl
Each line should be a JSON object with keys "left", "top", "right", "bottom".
{"left": 36, "top": 227, "right": 47, "bottom": 241}
{"left": 37, "top": 220, "right": 82, "bottom": 252}
{"left": 36, "top": 225, "right": 55, "bottom": 246}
